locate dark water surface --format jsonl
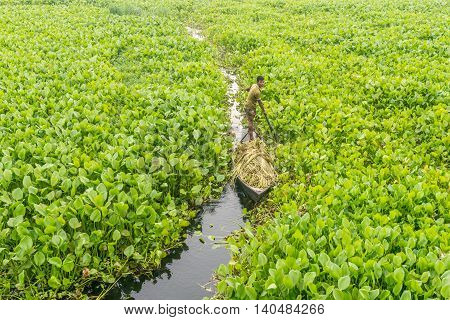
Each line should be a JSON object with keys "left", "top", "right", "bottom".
{"left": 105, "top": 184, "right": 251, "bottom": 299}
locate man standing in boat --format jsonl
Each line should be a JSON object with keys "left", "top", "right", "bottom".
{"left": 245, "top": 75, "right": 266, "bottom": 140}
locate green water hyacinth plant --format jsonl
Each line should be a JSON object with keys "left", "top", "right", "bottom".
{"left": 0, "top": 0, "right": 448, "bottom": 300}
{"left": 0, "top": 2, "right": 231, "bottom": 298}
{"left": 181, "top": 0, "right": 449, "bottom": 299}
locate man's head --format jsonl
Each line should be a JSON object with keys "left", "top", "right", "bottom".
{"left": 257, "top": 75, "right": 265, "bottom": 88}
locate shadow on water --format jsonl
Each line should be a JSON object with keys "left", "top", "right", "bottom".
{"left": 104, "top": 183, "right": 253, "bottom": 300}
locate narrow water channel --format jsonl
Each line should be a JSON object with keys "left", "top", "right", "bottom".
{"left": 104, "top": 27, "right": 248, "bottom": 299}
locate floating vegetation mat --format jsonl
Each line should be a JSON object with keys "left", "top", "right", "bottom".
{"left": 232, "top": 139, "right": 277, "bottom": 189}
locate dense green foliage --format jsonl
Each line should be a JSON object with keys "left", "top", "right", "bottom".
{"left": 1, "top": 0, "right": 448, "bottom": 300}
{"left": 0, "top": 3, "right": 230, "bottom": 298}
{"left": 184, "top": 0, "right": 449, "bottom": 299}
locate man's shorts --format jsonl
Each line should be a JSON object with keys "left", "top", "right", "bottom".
{"left": 245, "top": 107, "right": 256, "bottom": 119}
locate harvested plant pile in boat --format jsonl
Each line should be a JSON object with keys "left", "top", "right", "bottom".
{"left": 232, "top": 139, "right": 277, "bottom": 189}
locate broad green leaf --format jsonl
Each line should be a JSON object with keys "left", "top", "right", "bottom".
{"left": 3, "top": 169, "right": 12, "bottom": 182}
{"left": 393, "top": 267, "right": 405, "bottom": 283}
{"left": 92, "top": 194, "right": 104, "bottom": 207}
{"left": 217, "top": 264, "right": 227, "bottom": 277}
{"left": 333, "top": 289, "right": 346, "bottom": 300}
{"left": 51, "top": 235, "right": 62, "bottom": 247}
{"left": 68, "top": 217, "right": 81, "bottom": 229}
{"left": 90, "top": 209, "right": 101, "bottom": 222}
{"left": 112, "top": 230, "right": 121, "bottom": 241}
{"left": 19, "top": 236, "right": 33, "bottom": 251}
{"left": 124, "top": 245, "right": 134, "bottom": 257}
{"left": 258, "top": 253, "right": 268, "bottom": 266}
{"left": 283, "top": 275, "right": 294, "bottom": 289}
{"left": 62, "top": 256, "right": 75, "bottom": 272}
{"left": 48, "top": 276, "right": 61, "bottom": 289}
{"left": 244, "top": 285, "right": 257, "bottom": 299}
{"left": 441, "top": 284, "right": 450, "bottom": 299}
{"left": 81, "top": 253, "right": 91, "bottom": 266}
{"left": 34, "top": 252, "right": 45, "bottom": 266}
{"left": 434, "top": 261, "right": 445, "bottom": 275}
{"left": 318, "top": 252, "right": 330, "bottom": 266}
{"left": 73, "top": 198, "right": 83, "bottom": 210}
{"left": 191, "top": 185, "right": 202, "bottom": 194}
{"left": 303, "top": 272, "right": 316, "bottom": 286}
{"left": 23, "top": 175, "right": 32, "bottom": 189}
{"left": 400, "top": 290, "right": 411, "bottom": 300}
{"left": 13, "top": 204, "right": 26, "bottom": 216}
{"left": 12, "top": 188, "right": 23, "bottom": 201}
{"left": 48, "top": 257, "right": 62, "bottom": 268}
{"left": 338, "top": 275, "right": 351, "bottom": 291}
{"left": 267, "top": 283, "right": 277, "bottom": 290}
{"left": 7, "top": 215, "right": 24, "bottom": 227}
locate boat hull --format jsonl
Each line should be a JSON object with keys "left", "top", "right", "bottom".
{"left": 236, "top": 176, "right": 272, "bottom": 202}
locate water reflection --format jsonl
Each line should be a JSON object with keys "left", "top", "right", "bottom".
{"left": 104, "top": 183, "right": 252, "bottom": 299}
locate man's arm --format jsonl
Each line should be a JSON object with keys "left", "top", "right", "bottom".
{"left": 258, "top": 99, "right": 266, "bottom": 114}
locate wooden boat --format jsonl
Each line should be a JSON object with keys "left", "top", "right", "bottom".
{"left": 236, "top": 176, "right": 272, "bottom": 202}
{"left": 235, "top": 133, "right": 276, "bottom": 202}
